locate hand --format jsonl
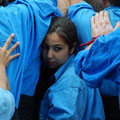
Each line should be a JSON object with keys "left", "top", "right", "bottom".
{"left": 91, "top": 11, "right": 120, "bottom": 38}
{"left": 0, "top": 33, "right": 20, "bottom": 68}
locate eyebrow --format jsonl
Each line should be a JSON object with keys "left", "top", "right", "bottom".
{"left": 53, "top": 44, "right": 63, "bottom": 47}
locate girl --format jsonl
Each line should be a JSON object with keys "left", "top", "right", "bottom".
{"left": 38, "top": 17, "right": 105, "bottom": 120}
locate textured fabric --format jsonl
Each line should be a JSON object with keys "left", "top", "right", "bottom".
{"left": 67, "top": 1, "right": 120, "bottom": 47}
{"left": 18, "top": 95, "right": 34, "bottom": 120}
{"left": 74, "top": 28, "right": 120, "bottom": 108}
{"left": 40, "top": 55, "right": 105, "bottom": 120}
{"left": 0, "top": 0, "right": 62, "bottom": 107}
{"left": 68, "top": 1, "right": 118, "bottom": 96}
{"left": 67, "top": 1, "right": 95, "bottom": 46}
{"left": 0, "top": 88, "right": 15, "bottom": 120}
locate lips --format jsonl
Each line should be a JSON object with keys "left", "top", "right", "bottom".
{"left": 48, "top": 62, "right": 54, "bottom": 65}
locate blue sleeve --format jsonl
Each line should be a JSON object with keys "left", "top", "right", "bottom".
{"left": 67, "top": 1, "right": 96, "bottom": 46}
{"left": 74, "top": 28, "right": 120, "bottom": 93}
{"left": 47, "top": 87, "right": 87, "bottom": 120}
{"left": 46, "top": 84, "right": 105, "bottom": 120}
{"left": 0, "top": 0, "right": 62, "bottom": 107}
{"left": 100, "top": 80, "right": 117, "bottom": 96}
{"left": 0, "top": 88, "right": 15, "bottom": 120}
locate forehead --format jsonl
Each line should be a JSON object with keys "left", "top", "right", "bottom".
{"left": 44, "top": 32, "right": 67, "bottom": 46}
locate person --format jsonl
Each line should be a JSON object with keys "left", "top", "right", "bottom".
{"left": 0, "top": 0, "right": 62, "bottom": 119}
{"left": 38, "top": 17, "right": 105, "bottom": 120}
{"left": 0, "top": 33, "right": 20, "bottom": 120}
{"left": 67, "top": 0, "right": 120, "bottom": 48}
{"left": 74, "top": 11, "right": 120, "bottom": 119}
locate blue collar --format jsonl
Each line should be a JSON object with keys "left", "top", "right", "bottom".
{"left": 54, "top": 54, "right": 75, "bottom": 82}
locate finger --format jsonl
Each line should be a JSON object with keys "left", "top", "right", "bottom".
{"left": 95, "top": 13, "right": 99, "bottom": 24}
{"left": 91, "top": 16, "right": 95, "bottom": 29}
{"left": 3, "top": 33, "right": 15, "bottom": 50}
{"left": 114, "top": 21, "right": 120, "bottom": 30}
{"left": 99, "top": 11, "right": 104, "bottom": 22}
{"left": 9, "top": 53, "right": 20, "bottom": 61}
{"left": 8, "top": 41, "right": 20, "bottom": 55}
{"left": 104, "top": 11, "right": 110, "bottom": 24}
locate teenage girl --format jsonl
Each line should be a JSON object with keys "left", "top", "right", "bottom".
{"left": 39, "top": 17, "right": 105, "bottom": 120}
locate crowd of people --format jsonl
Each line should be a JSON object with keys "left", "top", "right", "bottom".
{"left": 0, "top": 0, "right": 120, "bottom": 120}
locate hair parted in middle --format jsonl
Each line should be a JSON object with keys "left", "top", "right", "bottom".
{"left": 47, "top": 17, "right": 78, "bottom": 50}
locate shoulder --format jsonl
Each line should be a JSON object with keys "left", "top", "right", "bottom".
{"left": 54, "top": 62, "right": 86, "bottom": 92}
{"left": 0, "top": 88, "right": 15, "bottom": 120}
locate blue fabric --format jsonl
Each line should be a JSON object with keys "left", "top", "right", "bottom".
{"left": 0, "top": 0, "right": 62, "bottom": 107}
{"left": 67, "top": 1, "right": 120, "bottom": 47}
{"left": 68, "top": 1, "right": 119, "bottom": 96}
{"left": 40, "top": 55, "right": 105, "bottom": 120}
{"left": 0, "top": 88, "right": 15, "bottom": 120}
{"left": 67, "top": 1, "right": 95, "bottom": 46}
{"left": 74, "top": 28, "right": 120, "bottom": 107}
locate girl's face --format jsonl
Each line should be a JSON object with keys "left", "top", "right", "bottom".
{"left": 42, "top": 32, "right": 73, "bottom": 69}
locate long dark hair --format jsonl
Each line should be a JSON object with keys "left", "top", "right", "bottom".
{"left": 47, "top": 17, "right": 78, "bottom": 50}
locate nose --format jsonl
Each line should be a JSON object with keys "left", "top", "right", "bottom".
{"left": 47, "top": 49, "right": 53, "bottom": 59}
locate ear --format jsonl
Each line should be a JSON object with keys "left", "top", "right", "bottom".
{"left": 70, "top": 42, "right": 77, "bottom": 54}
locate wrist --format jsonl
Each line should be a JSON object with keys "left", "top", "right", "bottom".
{"left": 0, "top": 65, "right": 6, "bottom": 72}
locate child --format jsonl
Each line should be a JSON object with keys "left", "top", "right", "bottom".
{"left": 39, "top": 17, "right": 105, "bottom": 120}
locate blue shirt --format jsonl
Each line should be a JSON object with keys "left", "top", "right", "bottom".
{"left": 0, "top": 0, "right": 62, "bottom": 107}
{"left": 0, "top": 88, "right": 15, "bottom": 120}
{"left": 67, "top": 1, "right": 118, "bottom": 96}
{"left": 40, "top": 55, "right": 105, "bottom": 120}
{"left": 67, "top": 1, "right": 120, "bottom": 46}
{"left": 74, "top": 28, "right": 120, "bottom": 107}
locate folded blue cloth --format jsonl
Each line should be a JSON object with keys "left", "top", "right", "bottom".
{"left": 74, "top": 27, "right": 120, "bottom": 108}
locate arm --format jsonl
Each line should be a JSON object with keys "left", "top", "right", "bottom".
{"left": 86, "top": 11, "right": 120, "bottom": 50}
{"left": 0, "top": 33, "right": 19, "bottom": 120}
{"left": 91, "top": 11, "right": 120, "bottom": 38}
{"left": 0, "top": 33, "right": 20, "bottom": 90}
{"left": 40, "top": 86, "right": 87, "bottom": 120}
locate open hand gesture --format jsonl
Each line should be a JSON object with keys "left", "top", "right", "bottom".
{"left": 91, "top": 11, "right": 120, "bottom": 38}
{"left": 0, "top": 33, "right": 20, "bottom": 68}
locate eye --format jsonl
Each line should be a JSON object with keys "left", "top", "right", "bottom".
{"left": 54, "top": 47, "right": 62, "bottom": 52}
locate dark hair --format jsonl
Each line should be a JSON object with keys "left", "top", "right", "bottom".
{"left": 108, "top": 0, "right": 120, "bottom": 6}
{"left": 47, "top": 17, "right": 78, "bottom": 50}
{"left": 84, "top": 0, "right": 105, "bottom": 12}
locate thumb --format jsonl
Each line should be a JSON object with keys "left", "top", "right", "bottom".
{"left": 114, "top": 21, "right": 120, "bottom": 31}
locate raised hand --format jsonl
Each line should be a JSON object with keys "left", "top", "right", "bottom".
{"left": 0, "top": 33, "right": 20, "bottom": 68}
{"left": 91, "top": 11, "right": 120, "bottom": 38}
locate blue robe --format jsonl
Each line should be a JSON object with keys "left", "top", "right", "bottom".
{"left": 0, "top": 0, "right": 62, "bottom": 107}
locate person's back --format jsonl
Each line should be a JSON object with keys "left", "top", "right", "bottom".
{"left": 0, "top": 0, "right": 62, "bottom": 119}
{"left": 67, "top": 0, "right": 120, "bottom": 46}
